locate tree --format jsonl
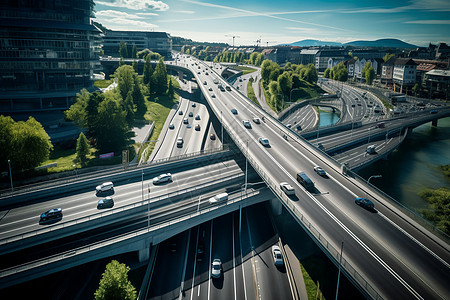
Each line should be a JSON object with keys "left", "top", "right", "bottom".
{"left": 255, "top": 53, "right": 264, "bottom": 66}
{"left": 115, "top": 65, "right": 136, "bottom": 101}
{"left": 143, "top": 56, "right": 154, "bottom": 86}
{"left": 132, "top": 78, "right": 146, "bottom": 117}
{"left": 95, "top": 97, "right": 128, "bottom": 153}
{"left": 269, "top": 68, "right": 280, "bottom": 82}
{"left": 331, "top": 62, "right": 348, "bottom": 82}
{"left": 3, "top": 116, "right": 53, "bottom": 171}
{"left": 76, "top": 132, "right": 89, "bottom": 164}
{"left": 383, "top": 53, "right": 395, "bottom": 62}
{"left": 167, "top": 78, "right": 174, "bottom": 98}
{"left": 64, "top": 89, "right": 90, "bottom": 128}
{"left": 152, "top": 58, "right": 168, "bottom": 95}
{"left": 131, "top": 44, "right": 137, "bottom": 59}
{"left": 277, "top": 72, "right": 292, "bottom": 97}
{"left": 303, "top": 64, "right": 318, "bottom": 83}
{"left": 119, "top": 42, "right": 128, "bottom": 58}
{"left": 94, "top": 260, "right": 137, "bottom": 300}
{"left": 324, "top": 68, "right": 331, "bottom": 78}
{"left": 261, "top": 60, "right": 273, "bottom": 82}
{"left": 124, "top": 92, "right": 135, "bottom": 129}
{"left": 365, "top": 66, "right": 376, "bottom": 85}
{"left": 412, "top": 83, "right": 420, "bottom": 96}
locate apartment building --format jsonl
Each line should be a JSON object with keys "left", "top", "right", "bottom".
{"left": 393, "top": 58, "right": 417, "bottom": 93}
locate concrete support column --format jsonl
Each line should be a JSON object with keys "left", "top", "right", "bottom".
{"left": 178, "top": 71, "right": 184, "bottom": 80}
{"left": 270, "top": 197, "right": 282, "bottom": 216}
{"left": 138, "top": 247, "right": 150, "bottom": 262}
{"left": 432, "top": 119, "right": 438, "bottom": 127}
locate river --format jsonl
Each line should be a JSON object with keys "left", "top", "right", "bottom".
{"left": 319, "top": 108, "right": 450, "bottom": 212}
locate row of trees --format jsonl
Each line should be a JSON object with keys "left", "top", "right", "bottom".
{"left": 324, "top": 63, "right": 348, "bottom": 82}
{"left": 65, "top": 58, "right": 170, "bottom": 156}
{"left": 118, "top": 42, "right": 162, "bottom": 61}
{"left": 261, "top": 60, "right": 318, "bottom": 111}
{"left": 0, "top": 116, "right": 53, "bottom": 172}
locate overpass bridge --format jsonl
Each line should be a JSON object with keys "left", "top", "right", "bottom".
{"left": 2, "top": 56, "right": 449, "bottom": 298}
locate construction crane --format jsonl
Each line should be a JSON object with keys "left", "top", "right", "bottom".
{"left": 225, "top": 35, "right": 240, "bottom": 47}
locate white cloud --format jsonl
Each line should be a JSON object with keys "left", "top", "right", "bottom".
{"left": 95, "top": 10, "right": 142, "bottom": 19}
{"left": 136, "top": 12, "right": 159, "bottom": 16}
{"left": 99, "top": 17, "right": 159, "bottom": 30}
{"left": 175, "top": 10, "right": 195, "bottom": 14}
{"left": 404, "top": 20, "right": 450, "bottom": 24}
{"left": 96, "top": 0, "right": 169, "bottom": 11}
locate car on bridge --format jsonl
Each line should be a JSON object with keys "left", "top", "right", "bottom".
{"left": 231, "top": 108, "right": 238, "bottom": 114}
{"left": 177, "top": 137, "right": 183, "bottom": 147}
{"left": 40, "top": 208, "right": 63, "bottom": 223}
{"left": 153, "top": 173, "right": 172, "bottom": 184}
{"left": 280, "top": 182, "right": 295, "bottom": 196}
{"left": 252, "top": 117, "right": 261, "bottom": 124}
{"left": 97, "top": 197, "right": 114, "bottom": 209}
{"left": 258, "top": 137, "right": 270, "bottom": 147}
{"left": 242, "top": 120, "right": 252, "bottom": 128}
{"left": 355, "top": 197, "right": 374, "bottom": 210}
{"left": 314, "top": 166, "right": 327, "bottom": 177}
{"left": 211, "top": 259, "right": 222, "bottom": 279}
{"left": 169, "top": 123, "right": 174, "bottom": 129}
{"left": 96, "top": 182, "right": 114, "bottom": 194}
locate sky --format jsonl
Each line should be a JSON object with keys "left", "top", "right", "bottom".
{"left": 93, "top": 0, "right": 450, "bottom": 47}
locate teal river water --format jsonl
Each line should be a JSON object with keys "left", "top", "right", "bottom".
{"left": 319, "top": 109, "right": 450, "bottom": 212}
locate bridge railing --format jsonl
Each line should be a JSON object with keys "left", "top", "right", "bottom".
{"left": 0, "top": 188, "right": 264, "bottom": 280}
{"left": 218, "top": 113, "right": 383, "bottom": 300}
{"left": 0, "top": 172, "right": 244, "bottom": 247}
{"left": 0, "top": 146, "right": 230, "bottom": 198}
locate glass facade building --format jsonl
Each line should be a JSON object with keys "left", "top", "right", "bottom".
{"left": 0, "top": 0, "right": 102, "bottom": 112}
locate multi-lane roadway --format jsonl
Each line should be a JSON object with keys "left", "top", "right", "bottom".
{"left": 186, "top": 54, "right": 450, "bottom": 299}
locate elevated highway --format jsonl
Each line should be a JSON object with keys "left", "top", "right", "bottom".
{"left": 187, "top": 55, "right": 450, "bottom": 299}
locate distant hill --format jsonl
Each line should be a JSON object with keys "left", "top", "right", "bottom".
{"left": 282, "top": 39, "right": 343, "bottom": 47}
{"left": 344, "top": 39, "right": 417, "bottom": 48}
{"left": 282, "top": 38, "right": 417, "bottom": 48}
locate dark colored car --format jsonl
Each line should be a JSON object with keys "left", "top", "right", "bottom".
{"left": 355, "top": 197, "right": 374, "bottom": 210}
{"left": 40, "top": 208, "right": 63, "bottom": 222}
{"left": 97, "top": 197, "right": 114, "bottom": 209}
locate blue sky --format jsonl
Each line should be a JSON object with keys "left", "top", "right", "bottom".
{"left": 94, "top": 0, "right": 450, "bottom": 46}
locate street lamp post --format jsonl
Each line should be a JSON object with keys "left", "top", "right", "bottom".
{"left": 147, "top": 184, "right": 150, "bottom": 228}
{"left": 141, "top": 170, "right": 144, "bottom": 202}
{"left": 366, "top": 175, "right": 382, "bottom": 198}
{"left": 7, "top": 159, "right": 13, "bottom": 192}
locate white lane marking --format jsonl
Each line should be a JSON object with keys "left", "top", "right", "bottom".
{"left": 378, "top": 211, "right": 450, "bottom": 269}
{"left": 222, "top": 101, "right": 424, "bottom": 299}
{"left": 232, "top": 213, "right": 237, "bottom": 300}
{"left": 179, "top": 229, "right": 191, "bottom": 300}
{"left": 190, "top": 226, "right": 200, "bottom": 300}
{"left": 208, "top": 220, "right": 213, "bottom": 300}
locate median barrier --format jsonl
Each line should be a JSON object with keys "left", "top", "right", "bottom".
{"left": 0, "top": 150, "right": 234, "bottom": 208}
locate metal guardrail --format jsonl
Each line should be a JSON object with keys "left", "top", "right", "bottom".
{"left": 0, "top": 172, "right": 243, "bottom": 247}
{"left": 0, "top": 147, "right": 230, "bottom": 198}
{"left": 217, "top": 111, "right": 384, "bottom": 299}
{"left": 0, "top": 187, "right": 262, "bottom": 279}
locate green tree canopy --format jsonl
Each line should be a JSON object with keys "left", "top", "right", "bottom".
{"left": 365, "top": 66, "right": 376, "bottom": 85}
{"left": 95, "top": 97, "right": 128, "bottom": 153}
{"left": 324, "top": 68, "right": 331, "bottom": 78}
{"left": 119, "top": 41, "right": 128, "bottom": 58}
{"left": 131, "top": 44, "right": 137, "bottom": 59}
{"left": 383, "top": 53, "right": 395, "bottom": 62}
{"left": 114, "top": 65, "right": 137, "bottom": 101}
{"left": 132, "top": 77, "right": 146, "bottom": 117}
{"left": 331, "top": 62, "right": 348, "bottom": 82}
{"left": 94, "top": 260, "right": 137, "bottom": 300}
{"left": 76, "top": 132, "right": 89, "bottom": 164}
{"left": 278, "top": 72, "right": 292, "bottom": 97}
{"left": 152, "top": 57, "right": 168, "bottom": 95}
{"left": 0, "top": 116, "right": 53, "bottom": 171}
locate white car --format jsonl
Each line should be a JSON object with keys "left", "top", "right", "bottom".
{"left": 252, "top": 117, "right": 261, "bottom": 124}
{"left": 153, "top": 173, "right": 172, "bottom": 184}
{"left": 258, "top": 137, "right": 270, "bottom": 147}
{"left": 280, "top": 182, "right": 295, "bottom": 195}
{"left": 177, "top": 137, "right": 183, "bottom": 147}
{"left": 242, "top": 120, "right": 252, "bottom": 128}
{"left": 272, "top": 245, "right": 284, "bottom": 266}
{"left": 168, "top": 123, "right": 174, "bottom": 129}
{"left": 314, "top": 166, "right": 327, "bottom": 176}
{"left": 211, "top": 259, "right": 222, "bottom": 278}
{"left": 96, "top": 182, "right": 114, "bottom": 194}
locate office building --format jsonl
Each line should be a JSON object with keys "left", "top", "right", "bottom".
{"left": 0, "top": 0, "right": 102, "bottom": 112}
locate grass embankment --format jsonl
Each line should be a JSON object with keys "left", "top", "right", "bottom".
{"left": 94, "top": 79, "right": 113, "bottom": 88}
{"left": 41, "top": 77, "right": 179, "bottom": 173}
{"left": 419, "top": 165, "right": 450, "bottom": 235}
{"left": 300, "top": 261, "right": 325, "bottom": 300}
{"left": 234, "top": 65, "right": 257, "bottom": 75}
{"left": 247, "top": 78, "right": 260, "bottom": 107}
{"left": 141, "top": 77, "right": 180, "bottom": 161}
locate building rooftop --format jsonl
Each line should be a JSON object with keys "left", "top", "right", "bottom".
{"left": 300, "top": 49, "right": 319, "bottom": 55}
{"left": 394, "top": 58, "right": 417, "bottom": 66}
{"left": 425, "top": 69, "right": 450, "bottom": 77}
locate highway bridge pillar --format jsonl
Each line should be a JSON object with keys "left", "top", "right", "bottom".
{"left": 270, "top": 197, "right": 282, "bottom": 216}
{"left": 432, "top": 119, "right": 438, "bottom": 127}
{"left": 178, "top": 70, "right": 184, "bottom": 80}
{"left": 138, "top": 247, "right": 150, "bottom": 262}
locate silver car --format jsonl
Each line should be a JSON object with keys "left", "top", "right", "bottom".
{"left": 153, "top": 173, "right": 172, "bottom": 184}
{"left": 211, "top": 259, "right": 222, "bottom": 278}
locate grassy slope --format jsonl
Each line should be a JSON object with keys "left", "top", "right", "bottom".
{"left": 234, "top": 65, "right": 257, "bottom": 75}
{"left": 247, "top": 80, "right": 260, "bottom": 107}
